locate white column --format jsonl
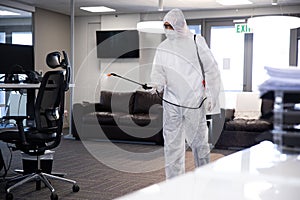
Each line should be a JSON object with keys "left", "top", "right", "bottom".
{"left": 64, "top": 0, "right": 75, "bottom": 139}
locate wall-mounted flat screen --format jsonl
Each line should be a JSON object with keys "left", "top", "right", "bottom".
{"left": 96, "top": 30, "right": 139, "bottom": 58}
{"left": 0, "top": 43, "right": 34, "bottom": 74}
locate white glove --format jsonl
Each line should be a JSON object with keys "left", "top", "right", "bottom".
{"left": 145, "top": 84, "right": 164, "bottom": 95}
{"left": 205, "top": 96, "right": 215, "bottom": 112}
{"left": 144, "top": 84, "right": 157, "bottom": 94}
{"left": 149, "top": 87, "right": 157, "bottom": 94}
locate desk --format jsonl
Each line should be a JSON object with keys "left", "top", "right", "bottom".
{"left": 0, "top": 83, "right": 40, "bottom": 89}
{"left": 116, "top": 141, "right": 300, "bottom": 200}
{"left": 0, "top": 83, "right": 40, "bottom": 125}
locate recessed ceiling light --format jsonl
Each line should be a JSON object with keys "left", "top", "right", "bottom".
{"left": 80, "top": 6, "right": 116, "bottom": 13}
{"left": 0, "top": 10, "right": 20, "bottom": 16}
{"left": 233, "top": 19, "right": 246, "bottom": 23}
{"left": 272, "top": 0, "right": 278, "bottom": 6}
{"left": 248, "top": 16, "right": 300, "bottom": 30}
{"left": 137, "top": 21, "right": 164, "bottom": 34}
{"left": 217, "top": 0, "right": 253, "bottom": 6}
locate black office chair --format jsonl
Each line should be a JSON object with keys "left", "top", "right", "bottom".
{"left": 0, "top": 55, "right": 79, "bottom": 200}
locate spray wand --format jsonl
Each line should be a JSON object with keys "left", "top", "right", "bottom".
{"left": 107, "top": 72, "right": 207, "bottom": 109}
{"left": 107, "top": 73, "right": 152, "bottom": 90}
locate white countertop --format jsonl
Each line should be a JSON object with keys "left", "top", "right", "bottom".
{"left": 116, "top": 141, "right": 300, "bottom": 200}
{"left": 0, "top": 83, "right": 40, "bottom": 89}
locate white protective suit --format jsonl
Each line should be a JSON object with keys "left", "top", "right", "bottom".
{"left": 151, "top": 9, "right": 221, "bottom": 179}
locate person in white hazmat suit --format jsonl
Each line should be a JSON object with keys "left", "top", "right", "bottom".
{"left": 150, "top": 8, "right": 221, "bottom": 179}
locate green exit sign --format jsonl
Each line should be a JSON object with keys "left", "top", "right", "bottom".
{"left": 235, "top": 23, "right": 252, "bottom": 33}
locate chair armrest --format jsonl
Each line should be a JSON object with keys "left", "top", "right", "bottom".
{"left": 72, "top": 102, "right": 105, "bottom": 138}
{"left": 2, "top": 115, "right": 29, "bottom": 145}
{"left": 151, "top": 104, "right": 163, "bottom": 115}
{"left": 2, "top": 115, "right": 28, "bottom": 121}
{"left": 149, "top": 104, "right": 163, "bottom": 121}
{"left": 224, "top": 109, "right": 235, "bottom": 122}
{"left": 73, "top": 102, "right": 91, "bottom": 120}
{"left": 73, "top": 102, "right": 106, "bottom": 117}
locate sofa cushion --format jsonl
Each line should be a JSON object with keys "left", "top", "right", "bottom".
{"left": 100, "top": 91, "right": 113, "bottom": 112}
{"left": 225, "top": 109, "right": 235, "bottom": 122}
{"left": 100, "top": 91, "right": 135, "bottom": 114}
{"left": 224, "top": 118, "right": 271, "bottom": 132}
{"left": 82, "top": 112, "right": 123, "bottom": 125}
{"left": 132, "top": 91, "right": 162, "bottom": 114}
{"left": 234, "top": 92, "right": 262, "bottom": 119}
{"left": 259, "top": 99, "right": 274, "bottom": 123}
{"left": 118, "top": 114, "right": 162, "bottom": 127}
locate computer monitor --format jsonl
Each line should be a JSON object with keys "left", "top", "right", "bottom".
{"left": 0, "top": 43, "right": 34, "bottom": 74}
{"left": 96, "top": 30, "right": 139, "bottom": 59}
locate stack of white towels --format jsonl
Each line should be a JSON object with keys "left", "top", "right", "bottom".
{"left": 259, "top": 66, "right": 300, "bottom": 95}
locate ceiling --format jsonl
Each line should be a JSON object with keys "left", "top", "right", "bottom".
{"left": 6, "top": 0, "right": 300, "bottom": 16}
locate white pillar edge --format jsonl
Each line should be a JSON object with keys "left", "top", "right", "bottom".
{"left": 64, "top": 0, "right": 76, "bottom": 140}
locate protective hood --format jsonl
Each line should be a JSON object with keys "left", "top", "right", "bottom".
{"left": 163, "top": 9, "right": 192, "bottom": 38}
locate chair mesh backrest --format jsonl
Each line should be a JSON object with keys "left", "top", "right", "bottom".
{"left": 34, "top": 71, "right": 65, "bottom": 132}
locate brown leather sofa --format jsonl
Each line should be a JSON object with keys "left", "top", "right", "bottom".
{"left": 215, "top": 98, "right": 274, "bottom": 149}
{"left": 72, "top": 90, "right": 164, "bottom": 145}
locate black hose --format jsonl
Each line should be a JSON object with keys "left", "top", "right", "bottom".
{"left": 109, "top": 72, "right": 207, "bottom": 109}
{"left": 155, "top": 90, "right": 207, "bottom": 109}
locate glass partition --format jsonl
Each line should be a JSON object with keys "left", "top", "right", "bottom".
{"left": 0, "top": 5, "right": 32, "bottom": 45}
{"left": 0, "top": 5, "right": 33, "bottom": 121}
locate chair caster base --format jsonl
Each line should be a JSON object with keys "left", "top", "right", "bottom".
{"left": 51, "top": 192, "right": 58, "bottom": 200}
{"left": 73, "top": 184, "right": 80, "bottom": 192}
{"left": 6, "top": 193, "right": 13, "bottom": 200}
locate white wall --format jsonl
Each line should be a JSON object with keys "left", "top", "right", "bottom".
{"left": 34, "top": 8, "right": 70, "bottom": 126}
{"left": 74, "top": 13, "right": 158, "bottom": 103}
{"left": 100, "top": 14, "right": 141, "bottom": 94}
{"left": 74, "top": 16, "right": 101, "bottom": 104}
{"left": 101, "top": 14, "right": 140, "bottom": 30}
{"left": 139, "top": 32, "right": 164, "bottom": 84}
{"left": 34, "top": 8, "right": 70, "bottom": 73}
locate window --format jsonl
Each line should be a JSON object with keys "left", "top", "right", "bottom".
{"left": 298, "top": 28, "right": 300, "bottom": 67}
{"left": 0, "top": 6, "right": 32, "bottom": 45}
{"left": 12, "top": 32, "right": 32, "bottom": 45}
{"left": 0, "top": 32, "right": 5, "bottom": 43}
{"left": 298, "top": 39, "right": 300, "bottom": 67}
{"left": 0, "top": 6, "right": 33, "bottom": 118}
{"left": 252, "top": 25, "right": 292, "bottom": 91}
{"left": 187, "top": 17, "right": 299, "bottom": 108}
{"left": 210, "top": 25, "right": 245, "bottom": 92}
{"left": 189, "top": 25, "right": 201, "bottom": 34}
{"left": 187, "top": 19, "right": 203, "bottom": 35}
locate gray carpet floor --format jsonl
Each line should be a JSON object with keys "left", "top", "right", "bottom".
{"left": 0, "top": 130, "right": 236, "bottom": 200}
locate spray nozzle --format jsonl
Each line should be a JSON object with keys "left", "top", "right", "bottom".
{"left": 142, "top": 84, "right": 152, "bottom": 90}
{"left": 107, "top": 72, "right": 117, "bottom": 77}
